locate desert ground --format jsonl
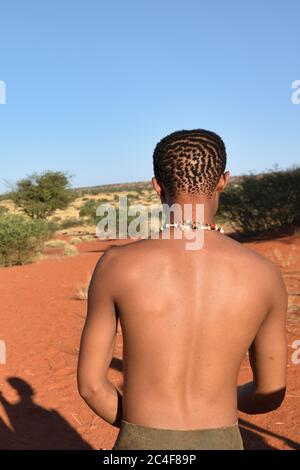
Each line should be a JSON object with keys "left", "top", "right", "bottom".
{"left": 0, "top": 231, "right": 299, "bottom": 450}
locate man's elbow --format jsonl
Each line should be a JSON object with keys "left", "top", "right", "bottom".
{"left": 77, "top": 378, "right": 106, "bottom": 402}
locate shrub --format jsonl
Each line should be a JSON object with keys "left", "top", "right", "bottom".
{"left": 46, "top": 220, "right": 61, "bottom": 233}
{"left": 11, "top": 171, "right": 75, "bottom": 219}
{"left": 63, "top": 244, "right": 78, "bottom": 257}
{"left": 80, "top": 234, "right": 94, "bottom": 241}
{"left": 218, "top": 167, "right": 300, "bottom": 235}
{"left": 59, "top": 217, "right": 83, "bottom": 229}
{"left": 79, "top": 200, "right": 99, "bottom": 222}
{"left": 45, "top": 239, "right": 68, "bottom": 248}
{"left": 70, "top": 237, "right": 82, "bottom": 244}
{"left": 0, "top": 214, "right": 53, "bottom": 266}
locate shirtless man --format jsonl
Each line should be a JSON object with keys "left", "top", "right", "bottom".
{"left": 77, "top": 129, "right": 287, "bottom": 450}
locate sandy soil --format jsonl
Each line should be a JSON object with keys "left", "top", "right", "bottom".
{"left": 0, "top": 236, "right": 299, "bottom": 450}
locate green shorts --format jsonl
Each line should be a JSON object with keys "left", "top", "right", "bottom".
{"left": 113, "top": 420, "right": 244, "bottom": 450}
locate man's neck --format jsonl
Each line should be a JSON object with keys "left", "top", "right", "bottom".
{"left": 164, "top": 194, "right": 216, "bottom": 225}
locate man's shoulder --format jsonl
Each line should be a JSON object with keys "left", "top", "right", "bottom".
{"left": 102, "top": 239, "right": 150, "bottom": 257}
{"left": 223, "top": 235, "right": 280, "bottom": 275}
{"left": 96, "top": 239, "right": 152, "bottom": 270}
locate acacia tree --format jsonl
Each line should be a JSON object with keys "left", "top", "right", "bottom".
{"left": 11, "top": 171, "right": 74, "bottom": 219}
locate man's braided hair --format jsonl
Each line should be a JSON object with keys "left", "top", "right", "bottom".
{"left": 153, "top": 129, "right": 227, "bottom": 197}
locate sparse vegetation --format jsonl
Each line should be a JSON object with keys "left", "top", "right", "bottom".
{"left": 219, "top": 167, "right": 300, "bottom": 236}
{"left": 0, "top": 214, "right": 53, "bottom": 266}
{"left": 45, "top": 239, "right": 78, "bottom": 257}
{"left": 45, "top": 239, "right": 68, "bottom": 249}
{"left": 59, "top": 217, "right": 83, "bottom": 229}
{"left": 2, "top": 169, "right": 299, "bottom": 245}
{"left": 76, "top": 181, "right": 152, "bottom": 196}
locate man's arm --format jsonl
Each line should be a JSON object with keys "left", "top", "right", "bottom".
{"left": 77, "top": 250, "right": 122, "bottom": 428}
{"left": 238, "top": 266, "right": 288, "bottom": 414}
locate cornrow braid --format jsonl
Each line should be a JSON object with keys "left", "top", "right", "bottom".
{"left": 153, "top": 129, "right": 227, "bottom": 197}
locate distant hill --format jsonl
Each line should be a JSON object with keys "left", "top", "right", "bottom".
{"left": 73, "top": 176, "right": 242, "bottom": 195}
{"left": 0, "top": 176, "right": 243, "bottom": 200}
{"left": 74, "top": 180, "right": 153, "bottom": 195}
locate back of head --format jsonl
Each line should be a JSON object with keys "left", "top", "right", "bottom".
{"left": 153, "top": 129, "right": 227, "bottom": 198}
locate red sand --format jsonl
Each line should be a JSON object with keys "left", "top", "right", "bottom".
{"left": 0, "top": 236, "right": 299, "bottom": 450}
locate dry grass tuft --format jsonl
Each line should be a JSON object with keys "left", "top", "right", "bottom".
{"left": 81, "top": 234, "right": 95, "bottom": 241}
{"left": 75, "top": 275, "right": 91, "bottom": 300}
{"left": 45, "top": 239, "right": 78, "bottom": 256}
{"left": 45, "top": 239, "right": 68, "bottom": 248}
{"left": 70, "top": 237, "right": 82, "bottom": 245}
{"left": 63, "top": 244, "right": 78, "bottom": 257}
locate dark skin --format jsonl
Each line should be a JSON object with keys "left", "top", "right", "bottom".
{"left": 77, "top": 172, "right": 287, "bottom": 429}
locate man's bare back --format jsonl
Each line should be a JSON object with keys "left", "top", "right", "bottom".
{"left": 78, "top": 230, "right": 287, "bottom": 430}
{"left": 77, "top": 129, "right": 287, "bottom": 449}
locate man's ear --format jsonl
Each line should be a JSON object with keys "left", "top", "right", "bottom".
{"left": 152, "top": 177, "right": 164, "bottom": 198}
{"left": 216, "top": 171, "right": 230, "bottom": 192}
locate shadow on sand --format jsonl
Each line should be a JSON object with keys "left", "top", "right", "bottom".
{"left": 0, "top": 377, "right": 92, "bottom": 450}
{"left": 239, "top": 418, "right": 300, "bottom": 450}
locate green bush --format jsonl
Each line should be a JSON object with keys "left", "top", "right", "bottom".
{"left": 0, "top": 214, "right": 54, "bottom": 266}
{"left": 79, "top": 199, "right": 99, "bottom": 222}
{"left": 11, "top": 171, "right": 74, "bottom": 219}
{"left": 218, "top": 167, "right": 300, "bottom": 235}
{"left": 79, "top": 199, "right": 111, "bottom": 221}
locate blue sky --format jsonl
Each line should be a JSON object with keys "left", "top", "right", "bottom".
{"left": 0, "top": 0, "right": 299, "bottom": 193}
